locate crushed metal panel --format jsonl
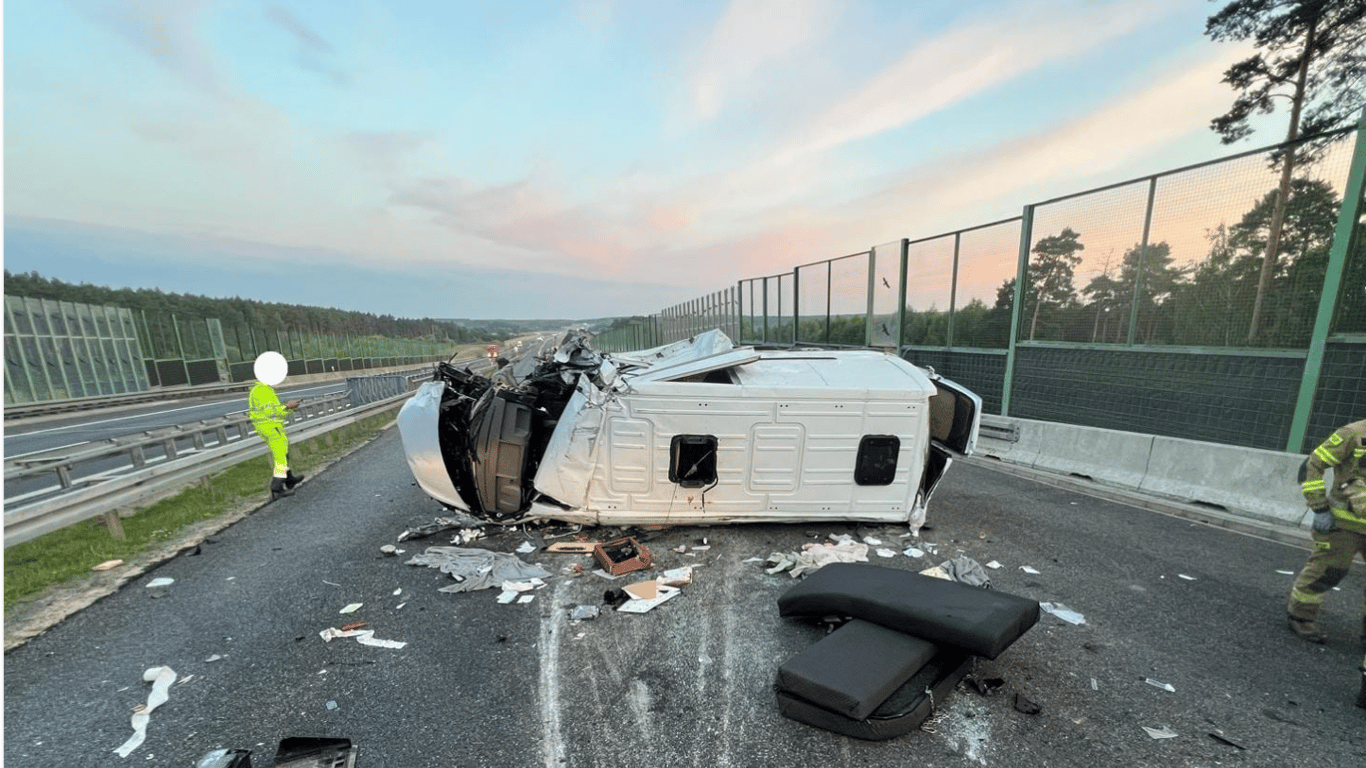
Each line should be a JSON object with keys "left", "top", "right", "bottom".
{"left": 530, "top": 378, "right": 604, "bottom": 509}
{"left": 631, "top": 347, "right": 761, "bottom": 384}
{"left": 471, "top": 392, "right": 534, "bottom": 516}
{"left": 396, "top": 381, "right": 468, "bottom": 510}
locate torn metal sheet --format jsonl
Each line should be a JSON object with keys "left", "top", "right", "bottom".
{"left": 113, "top": 665, "right": 177, "bottom": 758}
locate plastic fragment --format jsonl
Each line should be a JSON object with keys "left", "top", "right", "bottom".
{"left": 985, "top": 560, "right": 1002, "bottom": 569}
{"left": 1020, "top": 565, "right": 1041, "bottom": 575}
{"left": 1142, "top": 725, "right": 1178, "bottom": 739}
{"left": 517, "top": 594, "right": 535, "bottom": 604}
{"left": 1040, "top": 602, "right": 1085, "bottom": 625}
{"left": 862, "top": 536, "right": 883, "bottom": 546}
{"left": 113, "top": 666, "right": 177, "bottom": 757}
{"left": 339, "top": 603, "right": 362, "bottom": 614}
{"left": 570, "top": 605, "right": 600, "bottom": 621}
{"left": 204, "top": 655, "right": 223, "bottom": 663}
{"left": 904, "top": 547, "right": 925, "bottom": 558}
{"left": 1090, "top": 678, "right": 1098, "bottom": 690}
{"left": 876, "top": 548, "right": 896, "bottom": 558}
{"left": 1178, "top": 574, "right": 1196, "bottom": 581}
{"left": 146, "top": 578, "right": 175, "bottom": 588}
{"left": 325, "top": 701, "right": 338, "bottom": 711}
{"left": 380, "top": 545, "right": 397, "bottom": 556}
{"left": 1276, "top": 569, "right": 1295, "bottom": 575}
{"left": 1142, "top": 677, "right": 1176, "bottom": 692}
{"left": 516, "top": 541, "right": 536, "bottom": 554}
{"left": 497, "top": 590, "right": 518, "bottom": 604}
{"left": 93, "top": 559, "right": 124, "bottom": 571}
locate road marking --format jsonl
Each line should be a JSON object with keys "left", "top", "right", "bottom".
{"left": 540, "top": 580, "right": 567, "bottom": 768}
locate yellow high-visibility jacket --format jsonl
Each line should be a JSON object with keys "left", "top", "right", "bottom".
{"left": 248, "top": 382, "right": 290, "bottom": 433}
{"left": 1301, "top": 419, "right": 1366, "bottom": 533}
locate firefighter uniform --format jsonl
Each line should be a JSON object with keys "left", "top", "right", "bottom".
{"left": 1287, "top": 419, "right": 1366, "bottom": 644}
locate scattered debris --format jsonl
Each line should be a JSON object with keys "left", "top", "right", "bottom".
{"left": 766, "top": 541, "right": 869, "bottom": 577}
{"left": 380, "top": 545, "right": 397, "bottom": 556}
{"left": 918, "top": 565, "right": 952, "bottom": 581}
{"left": 1275, "top": 569, "right": 1295, "bottom": 575}
{"left": 547, "top": 541, "right": 596, "bottom": 554}
{"left": 903, "top": 547, "right": 925, "bottom": 559}
{"left": 92, "top": 559, "right": 123, "bottom": 571}
{"left": 593, "top": 537, "right": 653, "bottom": 576}
{"left": 876, "top": 548, "right": 896, "bottom": 558}
{"left": 1208, "top": 731, "right": 1246, "bottom": 749}
{"left": 985, "top": 560, "right": 1002, "bottom": 569}
{"left": 617, "top": 584, "right": 681, "bottom": 613}
{"left": 326, "top": 700, "right": 338, "bottom": 711}
{"left": 1177, "top": 574, "right": 1196, "bottom": 581}
{"left": 273, "top": 736, "right": 357, "bottom": 768}
{"left": 339, "top": 603, "right": 362, "bottom": 615}
{"left": 501, "top": 579, "right": 542, "bottom": 593}
{"left": 570, "top": 605, "right": 600, "bottom": 621}
{"left": 968, "top": 676, "right": 1005, "bottom": 696}
{"left": 397, "top": 516, "right": 478, "bottom": 542}
{"left": 405, "top": 546, "right": 552, "bottom": 593}
{"left": 516, "top": 541, "right": 537, "bottom": 554}
{"left": 658, "top": 566, "right": 694, "bottom": 587}
{"left": 1020, "top": 566, "right": 1041, "bottom": 575}
{"left": 1090, "top": 678, "right": 1098, "bottom": 690}
{"left": 193, "top": 747, "right": 253, "bottom": 767}
{"left": 392, "top": 588, "right": 401, "bottom": 595}
{"left": 517, "top": 595, "right": 534, "bottom": 604}
{"left": 692, "top": 545, "right": 712, "bottom": 551}
{"left": 624, "top": 581, "right": 659, "bottom": 600}
{"left": 603, "top": 588, "right": 629, "bottom": 608}
{"left": 496, "top": 591, "right": 518, "bottom": 604}
{"left": 1013, "top": 692, "right": 1042, "bottom": 715}
{"left": 862, "top": 536, "right": 883, "bottom": 546}
{"left": 1040, "top": 602, "right": 1085, "bottom": 625}
{"left": 113, "top": 665, "right": 177, "bottom": 758}
{"left": 938, "top": 556, "right": 991, "bottom": 587}
{"left": 204, "top": 654, "right": 224, "bottom": 663}
{"left": 1142, "top": 725, "right": 1178, "bottom": 739}
{"left": 340, "top": 622, "right": 367, "bottom": 632}
{"left": 146, "top": 578, "right": 175, "bottom": 589}
{"left": 1142, "top": 678, "right": 1176, "bottom": 692}
{"left": 319, "top": 627, "right": 407, "bottom": 649}
{"left": 593, "top": 568, "right": 622, "bottom": 580}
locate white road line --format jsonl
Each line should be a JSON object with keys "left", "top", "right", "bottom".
{"left": 540, "top": 580, "right": 567, "bottom": 768}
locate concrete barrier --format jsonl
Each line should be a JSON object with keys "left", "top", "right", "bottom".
{"left": 974, "top": 416, "right": 1311, "bottom": 532}
{"left": 1138, "top": 435, "right": 1306, "bottom": 526}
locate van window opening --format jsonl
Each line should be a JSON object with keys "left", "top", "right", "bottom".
{"left": 670, "top": 435, "right": 718, "bottom": 488}
{"left": 855, "top": 435, "right": 900, "bottom": 485}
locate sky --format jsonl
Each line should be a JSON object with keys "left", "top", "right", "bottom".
{"left": 2, "top": 0, "right": 1309, "bottom": 321}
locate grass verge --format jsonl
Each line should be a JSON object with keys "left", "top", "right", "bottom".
{"left": 4, "top": 409, "right": 399, "bottom": 612}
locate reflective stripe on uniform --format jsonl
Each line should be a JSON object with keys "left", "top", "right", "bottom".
{"left": 1314, "top": 445, "right": 1341, "bottom": 466}
{"left": 1302, "top": 479, "right": 1326, "bottom": 492}
{"left": 1291, "top": 587, "right": 1328, "bottom": 604}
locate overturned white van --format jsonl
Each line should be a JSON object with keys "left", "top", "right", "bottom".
{"left": 397, "top": 329, "right": 980, "bottom": 530}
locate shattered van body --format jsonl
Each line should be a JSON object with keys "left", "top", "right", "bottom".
{"left": 397, "top": 329, "right": 980, "bottom": 529}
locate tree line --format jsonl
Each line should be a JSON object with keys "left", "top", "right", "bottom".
{"left": 2, "top": 269, "right": 502, "bottom": 345}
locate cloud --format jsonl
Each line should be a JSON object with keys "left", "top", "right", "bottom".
{"left": 689, "top": 0, "right": 839, "bottom": 122}
{"left": 341, "top": 131, "right": 440, "bottom": 176}
{"left": 74, "top": 0, "right": 231, "bottom": 99}
{"left": 265, "top": 2, "right": 351, "bottom": 87}
{"left": 773, "top": 0, "right": 1182, "bottom": 164}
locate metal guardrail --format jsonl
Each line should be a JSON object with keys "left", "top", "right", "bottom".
{"left": 2, "top": 364, "right": 447, "bottom": 421}
{"left": 979, "top": 415, "right": 1020, "bottom": 444}
{"left": 2, "top": 371, "right": 435, "bottom": 548}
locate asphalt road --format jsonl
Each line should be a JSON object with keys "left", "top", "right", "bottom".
{"left": 4, "top": 428, "right": 1363, "bottom": 767}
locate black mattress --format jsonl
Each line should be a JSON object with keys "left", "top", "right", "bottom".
{"left": 777, "top": 563, "right": 1040, "bottom": 660}
{"left": 775, "top": 619, "right": 937, "bottom": 721}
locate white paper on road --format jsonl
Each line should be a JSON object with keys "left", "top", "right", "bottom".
{"left": 318, "top": 627, "right": 407, "bottom": 649}
{"left": 113, "top": 665, "right": 177, "bottom": 758}
{"left": 1020, "top": 566, "right": 1041, "bottom": 575}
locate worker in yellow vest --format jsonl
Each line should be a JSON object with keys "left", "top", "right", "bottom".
{"left": 249, "top": 351, "right": 304, "bottom": 501}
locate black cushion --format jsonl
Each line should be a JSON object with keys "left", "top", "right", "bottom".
{"left": 777, "top": 563, "right": 1039, "bottom": 659}
{"left": 775, "top": 619, "right": 936, "bottom": 720}
{"left": 777, "top": 646, "right": 972, "bottom": 741}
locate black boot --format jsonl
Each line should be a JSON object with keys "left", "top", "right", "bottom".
{"left": 270, "top": 477, "right": 295, "bottom": 501}
{"left": 285, "top": 470, "right": 305, "bottom": 490}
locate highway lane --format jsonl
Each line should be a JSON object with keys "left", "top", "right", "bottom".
{"left": 5, "top": 429, "right": 1362, "bottom": 767}
{"left": 4, "top": 383, "right": 350, "bottom": 459}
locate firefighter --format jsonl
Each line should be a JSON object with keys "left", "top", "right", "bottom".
{"left": 249, "top": 351, "right": 305, "bottom": 501}
{"left": 1286, "top": 418, "right": 1366, "bottom": 645}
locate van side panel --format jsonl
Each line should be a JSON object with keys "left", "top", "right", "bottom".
{"left": 608, "top": 418, "right": 653, "bottom": 495}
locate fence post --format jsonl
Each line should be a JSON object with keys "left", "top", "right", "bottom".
{"left": 1287, "top": 108, "right": 1366, "bottom": 452}
{"left": 948, "top": 232, "right": 961, "bottom": 350}
{"left": 896, "top": 238, "right": 909, "bottom": 351}
{"left": 1126, "top": 176, "right": 1158, "bottom": 346}
{"left": 1002, "top": 205, "right": 1035, "bottom": 417}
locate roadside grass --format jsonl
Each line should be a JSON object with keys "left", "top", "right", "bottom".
{"left": 3, "top": 410, "right": 397, "bottom": 611}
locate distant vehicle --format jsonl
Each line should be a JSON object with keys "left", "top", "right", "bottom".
{"left": 398, "top": 329, "right": 980, "bottom": 530}
{"left": 485, "top": 344, "right": 500, "bottom": 359}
